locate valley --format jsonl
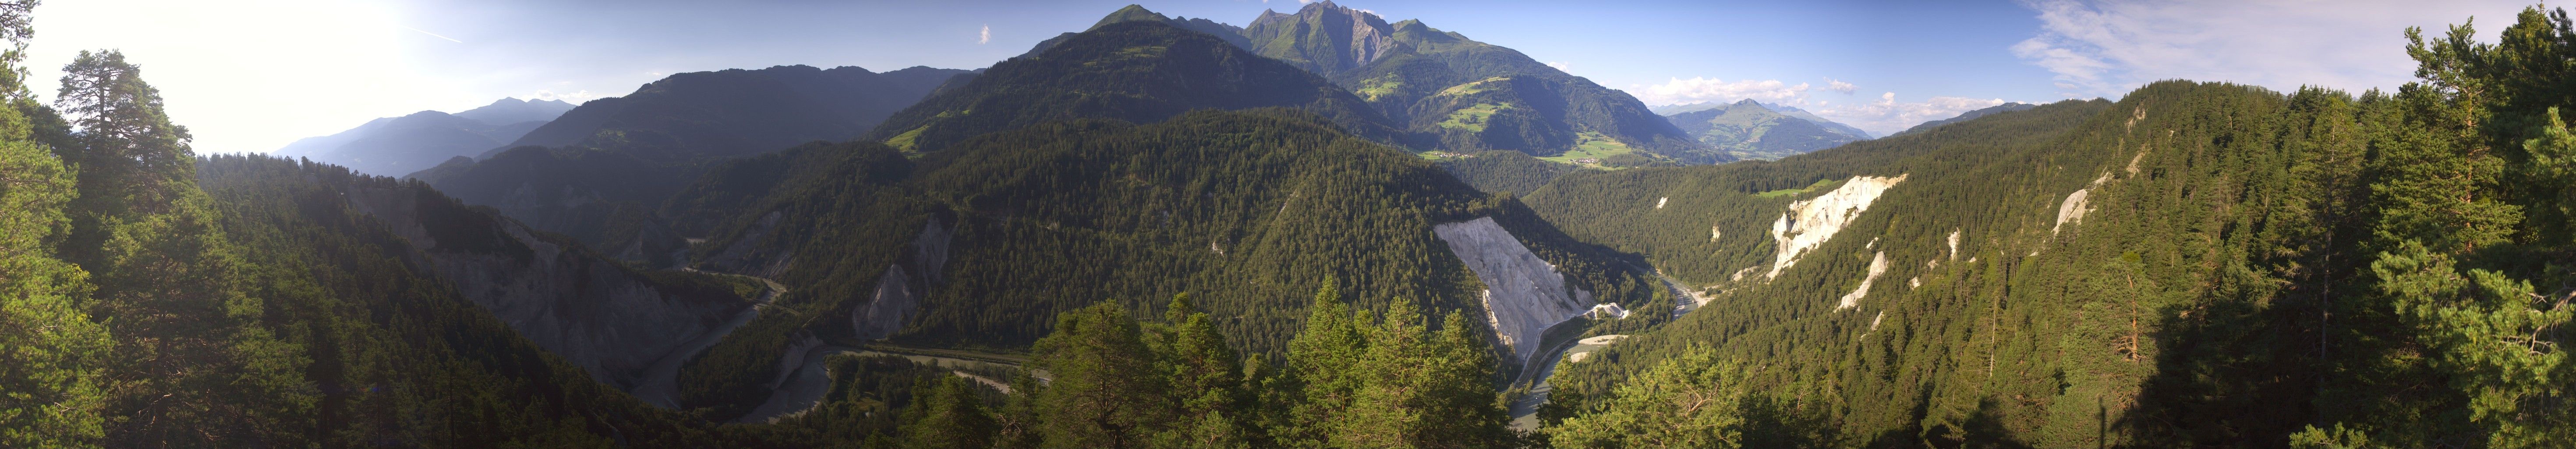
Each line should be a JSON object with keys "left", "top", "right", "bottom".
{"left": 4, "top": 1, "right": 2571, "bottom": 448}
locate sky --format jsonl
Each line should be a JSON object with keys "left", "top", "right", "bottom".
{"left": 22, "top": 0, "right": 2539, "bottom": 153}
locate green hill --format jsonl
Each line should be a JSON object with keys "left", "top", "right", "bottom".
{"left": 1236, "top": 1, "right": 1718, "bottom": 163}
{"left": 407, "top": 65, "right": 968, "bottom": 262}
{"left": 502, "top": 64, "right": 969, "bottom": 161}
{"left": 667, "top": 109, "right": 1674, "bottom": 418}
{"left": 863, "top": 18, "right": 1399, "bottom": 153}
{"left": 1889, "top": 101, "right": 2039, "bottom": 137}
{"left": 1535, "top": 59, "right": 2576, "bottom": 445}
{"left": 1665, "top": 99, "right": 1875, "bottom": 160}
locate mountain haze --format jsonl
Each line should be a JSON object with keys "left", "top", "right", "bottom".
{"left": 453, "top": 97, "right": 576, "bottom": 125}
{"left": 1663, "top": 98, "right": 1874, "bottom": 160}
{"left": 407, "top": 64, "right": 969, "bottom": 260}
{"left": 501, "top": 64, "right": 970, "bottom": 161}
{"left": 271, "top": 98, "right": 572, "bottom": 176}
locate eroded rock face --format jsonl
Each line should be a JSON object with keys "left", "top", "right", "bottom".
{"left": 1433, "top": 217, "right": 1593, "bottom": 366}
{"left": 2055, "top": 174, "right": 2109, "bottom": 236}
{"left": 337, "top": 184, "right": 749, "bottom": 389}
{"left": 702, "top": 211, "right": 795, "bottom": 278}
{"left": 1836, "top": 251, "right": 1889, "bottom": 310}
{"left": 1769, "top": 175, "right": 1907, "bottom": 278}
{"left": 850, "top": 217, "right": 955, "bottom": 340}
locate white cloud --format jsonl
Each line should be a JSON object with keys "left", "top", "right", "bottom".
{"left": 1825, "top": 78, "right": 1857, "bottom": 94}
{"left": 1545, "top": 61, "right": 1571, "bottom": 71}
{"left": 978, "top": 24, "right": 990, "bottom": 44}
{"left": 2014, "top": 0, "right": 2528, "bottom": 98}
{"left": 1628, "top": 77, "right": 1812, "bottom": 106}
{"left": 1810, "top": 94, "right": 2012, "bottom": 137}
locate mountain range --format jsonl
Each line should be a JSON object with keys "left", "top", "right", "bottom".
{"left": 270, "top": 97, "right": 572, "bottom": 176}
{"left": 21, "top": 2, "right": 2566, "bottom": 448}
{"left": 402, "top": 64, "right": 972, "bottom": 261}
{"left": 1008, "top": 3, "right": 1718, "bottom": 166}
{"left": 1662, "top": 98, "right": 1874, "bottom": 160}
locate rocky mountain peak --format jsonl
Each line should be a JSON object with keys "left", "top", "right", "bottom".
{"left": 1247, "top": 0, "right": 1396, "bottom": 71}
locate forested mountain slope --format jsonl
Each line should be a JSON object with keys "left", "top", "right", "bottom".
{"left": 1057, "top": 2, "right": 1713, "bottom": 164}
{"left": 405, "top": 65, "right": 968, "bottom": 263}
{"left": 1889, "top": 101, "right": 2038, "bottom": 137}
{"left": 2, "top": 49, "right": 788, "bottom": 446}
{"left": 502, "top": 64, "right": 966, "bottom": 160}
{"left": 1532, "top": 15, "right": 2576, "bottom": 442}
{"left": 202, "top": 156, "right": 761, "bottom": 392}
{"left": 1238, "top": 1, "right": 1716, "bottom": 164}
{"left": 1434, "top": 150, "right": 1587, "bottom": 196}
{"left": 667, "top": 109, "right": 1675, "bottom": 419}
{"left": 1524, "top": 98, "right": 2109, "bottom": 286}
{"left": 861, "top": 18, "right": 1398, "bottom": 153}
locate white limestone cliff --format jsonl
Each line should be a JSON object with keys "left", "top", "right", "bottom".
{"left": 1836, "top": 251, "right": 1890, "bottom": 310}
{"left": 1769, "top": 175, "right": 1908, "bottom": 278}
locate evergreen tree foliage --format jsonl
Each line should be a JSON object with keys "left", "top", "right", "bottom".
{"left": 898, "top": 375, "right": 998, "bottom": 449}
{"left": 1549, "top": 346, "right": 1750, "bottom": 449}
{"left": 1539, "top": 7, "right": 2576, "bottom": 447}
{"left": 1029, "top": 301, "right": 1176, "bottom": 449}
{"left": 671, "top": 109, "right": 1665, "bottom": 418}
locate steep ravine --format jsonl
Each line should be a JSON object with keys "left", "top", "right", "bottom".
{"left": 335, "top": 183, "right": 753, "bottom": 390}
{"left": 733, "top": 218, "right": 958, "bottom": 421}
{"left": 631, "top": 277, "right": 786, "bottom": 408}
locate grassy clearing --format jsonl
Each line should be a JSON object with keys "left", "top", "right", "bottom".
{"left": 1437, "top": 76, "right": 1510, "bottom": 97}
{"left": 1536, "top": 132, "right": 1643, "bottom": 169}
{"left": 1439, "top": 102, "right": 1512, "bottom": 132}
{"left": 885, "top": 125, "right": 929, "bottom": 152}
{"left": 1354, "top": 76, "right": 1405, "bottom": 102}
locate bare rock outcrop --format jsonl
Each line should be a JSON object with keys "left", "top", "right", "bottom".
{"left": 850, "top": 217, "right": 955, "bottom": 340}
{"left": 1433, "top": 217, "right": 1594, "bottom": 367}
{"left": 1769, "top": 175, "right": 1908, "bottom": 278}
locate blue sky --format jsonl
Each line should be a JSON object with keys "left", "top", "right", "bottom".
{"left": 24, "top": 0, "right": 2537, "bottom": 153}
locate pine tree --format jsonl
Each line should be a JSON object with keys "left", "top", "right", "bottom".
{"left": 1157, "top": 293, "right": 1251, "bottom": 448}
{"left": 1334, "top": 296, "right": 1433, "bottom": 447}
{"left": 2367, "top": 242, "right": 2573, "bottom": 448}
{"left": 0, "top": 93, "right": 110, "bottom": 449}
{"left": 1281, "top": 277, "right": 1366, "bottom": 446}
{"left": 0, "top": 2, "right": 111, "bottom": 445}
{"left": 993, "top": 373, "right": 1047, "bottom": 449}
{"left": 1029, "top": 301, "right": 1175, "bottom": 449}
{"left": 1421, "top": 309, "right": 1509, "bottom": 446}
{"left": 48, "top": 48, "right": 315, "bottom": 447}
{"left": 899, "top": 375, "right": 998, "bottom": 449}
{"left": 1548, "top": 346, "right": 1749, "bottom": 449}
